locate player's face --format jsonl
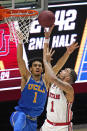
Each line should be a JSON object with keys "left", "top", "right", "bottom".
{"left": 30, "top": 61, "right": 43, "bottom": 76}
{"left": 58, "top": 68, "right": 71, "bottom": 81}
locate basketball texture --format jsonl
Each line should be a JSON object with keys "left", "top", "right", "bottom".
{"left": 38, "top": 10, "right": 55, "bottom": 27}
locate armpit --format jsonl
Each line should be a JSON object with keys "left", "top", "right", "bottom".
{"left": 65, "top": 93, "right": 74, "bottom": 103}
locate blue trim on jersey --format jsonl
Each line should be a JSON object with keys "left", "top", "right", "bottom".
{"left": 15, "top": 75, "right": 47, "bottom": 117}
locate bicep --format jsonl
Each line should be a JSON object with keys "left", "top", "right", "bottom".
{"left": 65, "top": 92, "right": 74, "bottom": 103}
{"left": 53, "top": 64, "right": 61, "bottom": 75}
{"left": 21, "top": 77, "right": 27, "bottom": 91}
{"left": 18, "top": 59, "right": 30, "bottom": 79}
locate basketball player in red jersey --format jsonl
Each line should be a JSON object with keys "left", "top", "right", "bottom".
{"left": 40, "top": 26, "right": 78, "bottom": 131}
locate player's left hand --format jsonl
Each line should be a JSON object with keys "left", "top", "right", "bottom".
{"left": 44, "top": 24, "right": 55, "bottom": 38}
{"left": 66, "top": 42, "right": 79, "bottom": 55}
{"left": 46, "top": 48, "right": 55, "bottom": 63}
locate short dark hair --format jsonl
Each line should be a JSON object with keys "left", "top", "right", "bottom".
{"left": 28, "top": 57, "right": 44, "bottom": 69}
{"left": 70, "top": 69, "right": 77, "bottom": 83}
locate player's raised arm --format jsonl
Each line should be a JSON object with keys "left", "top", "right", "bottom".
{"left": 43, "top": 25, "right": 55, "bottom": 87}
{"left": 53, "top": 42, "right": 79, "bottom": 75}
{"left": 43, "top": 49, "right": 75, "bottom": 102}
{"left": 43, "top": 25, "right": 55, "bottom": 64}
{"left": 17, "top": 31, "right": 30, "bottom": 81}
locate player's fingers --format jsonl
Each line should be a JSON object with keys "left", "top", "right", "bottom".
{"left": 51, "top": 57, "right": 53, "bottom": 61}
{"left": 72, "top": 42, "right": 79, "bottom": 47}
{"left": 52, "top": 50, "right": 55, "bottom": 56}
{"left": 74, "top": 42, "right": 79, "bottom": 47}
{"left": 49, "top": 48, "right": 53, "bottom": 53}
{"left": 75, "top": 45, "right": 79, "bottom": 49}
{"left": 67, "top": 42, "right": 79, "bottom": 49}
{"left": 72, "top": 42, "right": 79, "bottom": 49}
{"left": 50, "top": 48, "right": 55, "bottom": 55}
{"left": 51, "top": 50, "right": 55, "bottom": 56}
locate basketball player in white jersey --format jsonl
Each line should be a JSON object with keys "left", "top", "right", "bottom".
{"left": 40, "top": 26, "right": 78, "bottom": 131}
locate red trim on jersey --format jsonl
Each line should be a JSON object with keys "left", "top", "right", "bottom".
{"left": 68, "top": 103, "right": 70, "bottom": 122}
{"left": 69, "top": 122, "right": 73, "bottom": 131}
{"left": 67, "top": 103, "right": 73, "bottom": 131}
{"left": 47, "top": 119, "right": 70, "bottom": 126}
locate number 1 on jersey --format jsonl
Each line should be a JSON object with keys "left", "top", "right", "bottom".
{"left": 51, "top": 101, "right": 54, "bottom": 112}
{"left": 33, "top": 92, "right": 38, "bottom": 103}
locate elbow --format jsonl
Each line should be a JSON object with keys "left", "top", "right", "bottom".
{"left": 69, "top": 86, "right": 74, "bottom": 100}
{"left": 70, "top": 89, "right": 74, "bottom": 103}
{"left": 70, "top": 86, "right": 74, "bottom": 95}
{"left": 71, "top": 88, "right": 74, "bottom": 96}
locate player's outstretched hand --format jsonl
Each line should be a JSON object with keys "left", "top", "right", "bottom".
{"left": 45, "top": 48, "right": 55, "bottom": 63}
{"left": 66, "top": 42, "right": 79, "bottom": 55}
{"left": 44, "top": 24, "right": 55, "bottom": 38}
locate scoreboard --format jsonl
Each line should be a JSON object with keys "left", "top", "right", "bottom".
{"left": 0, "top": 23, "right": 21, "bottom": 101}
{"left": 26, "top": 1, "right": 87, "bottom": 82}
{"left": 0, "top": 1, "right": 87, "bottom": 101}
{"left": 75, "top": 20, "right": 87, "bottom": 82}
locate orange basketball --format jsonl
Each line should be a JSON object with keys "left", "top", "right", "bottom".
{"left": 38, "top": 10, "right": 55, "bottom": 27}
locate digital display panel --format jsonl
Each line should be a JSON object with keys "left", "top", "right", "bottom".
{"left": 75, "top": 20, "right": 87, "bottom": 82}
{"left": 0, "top": 1, "right": 87, "bottom": 101}
{"left": 0, "top": 23, "right": 21, "bottom": 101}
{"left": 25, "top": 1, "right": 87, "bottom": 81}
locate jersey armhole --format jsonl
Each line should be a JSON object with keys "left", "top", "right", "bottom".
{"left": 26, "top": 75, "right": 31, "bottom": 85}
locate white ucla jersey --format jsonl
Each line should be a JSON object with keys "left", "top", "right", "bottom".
{"left": 47, "top": 84, "right": 72, "bottom": 123}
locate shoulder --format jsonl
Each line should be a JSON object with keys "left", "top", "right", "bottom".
{"left": 21, "top": 75, "right": 31, "bottom": 91}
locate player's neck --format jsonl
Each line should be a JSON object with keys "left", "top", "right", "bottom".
{"left": 32, "top": 74, "right": 41, "bottom": 82}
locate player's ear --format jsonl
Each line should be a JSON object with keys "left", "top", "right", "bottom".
{"left": 65, "top": 76, "right": 70, "bottom": 82}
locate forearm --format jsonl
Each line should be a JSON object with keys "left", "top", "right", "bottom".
{"left": 56, "top": 51, "right": 70, "bottom": 67}
{"left": 43, "top": 37, "right": 50, "bottom": 63}
{"left": 53, "top": 50, "right": 70, "bottom": 75}
{"left": 17, "top": 44, "right": 27, "bottom": 77}
{"left": 17, "top": 44, "right": 23, "bottom": 61}
{"left": 44, "top": 60, "right": 57, "bottom": 82}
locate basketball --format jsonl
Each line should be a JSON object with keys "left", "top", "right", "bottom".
{"left": 38, "top": 10, "right": 55, "bottom": 27}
